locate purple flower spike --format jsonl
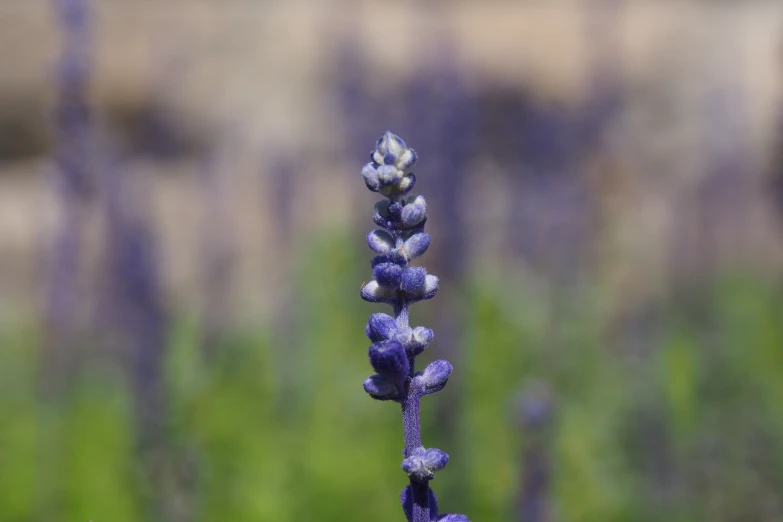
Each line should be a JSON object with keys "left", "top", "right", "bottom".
{"left": 369, "top": 340, "right": 409, "bottom": 383}
{"left": 358, "top": 132, "right": 468, "bottom": 521}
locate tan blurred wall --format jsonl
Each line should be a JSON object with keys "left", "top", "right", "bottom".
{"left": 0, "top": 0, "right": 781, "bottom": 323}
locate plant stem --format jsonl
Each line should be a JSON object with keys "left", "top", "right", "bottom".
{"left": 402, "top": 380, "right": 428, "bottom": 521}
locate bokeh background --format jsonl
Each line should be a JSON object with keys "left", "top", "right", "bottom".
{"left": 2, "top": 0, "right": 783, "bottom": 521}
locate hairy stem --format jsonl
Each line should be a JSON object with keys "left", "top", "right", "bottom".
{"left": 402, "top": 381, "right": 422, "bottom": 455}
{"left": 403, "top": 381, "right": 428, "bottom": 521}
{"left": 395, "top": 300, "right": 410, "bottom": 330}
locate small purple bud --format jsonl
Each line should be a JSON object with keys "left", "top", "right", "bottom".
{"left": 377, "top": 130, "right": 407, "bottom": 157}
{"left": 367, "top": 229, "right": 395, "bottom": 255}
{"left": 379, "top": 172, "right": 417, "bottom": 197}
{"left": 369, "top": 340, "right": 408, "bottom": 383}
{"left": 401, "top": 446, "right": 449, "bottom": 481}
{"left": 397, "top": 173, "right": 416, "bottom": 193}
{"left": 401, "top": 485, "right": 439, "bottom": 522}
{"left": 383, "top": 151, "right": 397, "bottom": 165}
{"left": 363, "top": 374, "right": 401, "bottom": 401}
{"left": 361, "top": 163, "right": 380, "bottom": 191}
{"left": 360, "top": 280, "right": 394, "bottom": 303}
{"left": 373, "top": 262, "right": 403, "bottom": 289}
{"left": 401, "top": 195, "right": 426, "bottom": 227}
{"left": 418, "top": 274, "right": 439, "bottom": 301}
{"left": 401, "top": 267, "right": 427, "bottom": 295}
{"left": 396, "top": 148, "right": 417, "bottom": 169}
{"left": 421, "top": 448, "right": 449, "bottom": 470}
{"left": 421, "top": 360, "right": 452, "bottom": 393}
{"left": 366, "top": 313, "right": 398, "bottom": 342}
{"left": 403, "top": 232, "right": 430, "bottom": 259}
{"left": 377, "top": 164, "right": 403, "bottom": 185}
{"left": 406, "top": 326, "right": 434, "bottom": 356}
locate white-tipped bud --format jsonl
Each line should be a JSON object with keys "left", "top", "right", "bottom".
{"left": 403, "top": 233, "right": 430, "bottom": 259}
{"left": 377, "top": 165, "right": 403, "bottom": 185}
{"left": 401, "top": 195, "right": 426, "bottom": 227}
{"left": 361, "top": 163, "right": 380, "bottom": 191}
{"left": 423, "top": 274, "right": 439, "bottom": 296}
{"left": 360, "top": 280, "right": 395, "bottom": 303}
{"left": 412, "top": 326, "right": 434, "bottom": 346}
{"left": 367, "top": 230, "right": 395, "bottom": 255}
{"left": 378, "top": 130, "right": 406, "bottom": 158}
{"left": 422, "top": 360, "right": 452, "bottom": 389}
{"left": 396, "top": 148, "right": 417, "bottom": 170}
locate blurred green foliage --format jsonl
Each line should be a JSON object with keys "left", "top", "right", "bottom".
{"left": 2, "top": 236, "right": 783, "bottom": 522}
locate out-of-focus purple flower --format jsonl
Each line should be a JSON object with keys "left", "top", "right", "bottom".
{"left": 359, "top": 132, "right": 470, "bottom": 522}
{"left": 48, "top": 0, "right": 93, "bottom": 332}
{"left": 515, "top": 383, "right": 554, "bottom": 522}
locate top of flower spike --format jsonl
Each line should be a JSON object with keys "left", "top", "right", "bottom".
{"left": 362, "top": 131, "right": 418, "bottom": 197}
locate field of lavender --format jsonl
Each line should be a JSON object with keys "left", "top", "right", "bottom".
{"left": 2, "top": 1, "right": 783, "bottom": 521}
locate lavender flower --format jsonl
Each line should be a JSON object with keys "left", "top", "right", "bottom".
{"left": 48, "top": 0, "right": 93, "bottom": 332}
{"left": 360, "top": 132, "right": 470, "bottom": 522}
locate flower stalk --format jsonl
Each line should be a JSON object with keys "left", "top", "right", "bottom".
{"left": 360, "top": 131, "right": 469, "bottom": 522}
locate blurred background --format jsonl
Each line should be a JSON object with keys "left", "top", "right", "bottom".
{"left": 2, "top": 0, "right": 783, "bottom": 521}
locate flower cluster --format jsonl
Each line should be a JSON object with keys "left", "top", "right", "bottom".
{"left": 360, "top": 132, "right": 469, "bottom": 522}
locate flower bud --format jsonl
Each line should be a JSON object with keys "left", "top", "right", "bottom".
{"left": 373, "top": 262, "right": 403, "bottom": 289}
{"left": 400, "top": 267, "right": 427, "bottom": 295}
{"left": 403, "top": 233, "right": 430, "bottom": 259}
{"left": 396, "top": 148, "right": 417, "bottom": 170}
{"left": 367, "top": 229, "right": 394, "bottom": 255}
{"left": 369, "top": 340, "right": 409, "bottom": 384}
{"left": 377, "top": 164, "right": 403, "bottom": 185}
{"left": 401, "top": 195, "right": 427, "bottom": 227}
{"left": 421, "top": 360, "right": 452, "bottom": 394}
{"left": 406, "top": 326, "right": 434, "bottom": 356}
{"left": 363, "top": 374, "right": 401, "bottom": 401}
{"left": 366, "top": 313, "right": 398, "bottom": 342}
{"left": 376, "top": 131, "right": 406, "bottom": 160}
{"left": 360, "top": 280, "right": 395, "bottom": 303}
{"left": 361, "top": 163, "right": 380, "bottom": 191}
{"left": 421, "top": 275, "right": 439, "bottom": 301}
{"left": 379, "top": 173, "right": 416, "bottom": 198}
